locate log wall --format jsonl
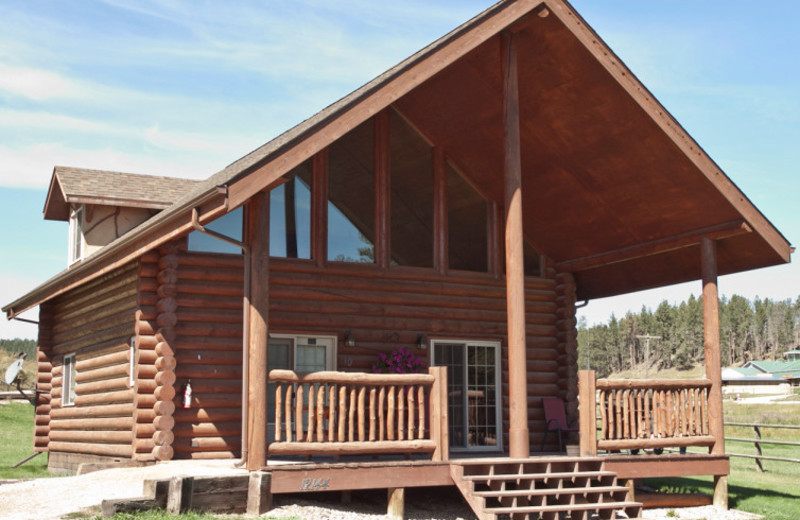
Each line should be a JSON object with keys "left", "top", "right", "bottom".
{"left": 46, "top": 263, "right": 139, "bottom": 461}
{"left": 269, "top": 259, "right": 559, "bottom": 453}
{"left": 35, "top": 302, "right": 55, "bottom": 452}
{"left": 555, "top": 269, "right": 579, "bottom": 446}
{"left": 171, "top": 251, "right": 244, "bottom": 459}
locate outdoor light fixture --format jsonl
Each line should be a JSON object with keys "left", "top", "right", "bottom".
{"left": 344, "top": 331, "right": 355, "bottom": 347}
{"left": 417, "top": 334, "right": 427, "bottom": 350}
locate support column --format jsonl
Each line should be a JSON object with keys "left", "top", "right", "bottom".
{"left": 374, "top": 110, "right": 391, "bottom": 269}
{"left": 502, "top": 30, "right": 529, "bottom": 459}
{"left": 701, "top": 237, "right": 728, "bottom": 508}
{"left": 247, "top": 192, "right": 270, "bottom": 471}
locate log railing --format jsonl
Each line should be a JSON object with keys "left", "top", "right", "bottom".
{"left": 267, "top": 366, "right": 449, "bottom": 460}
{"left": 579, "top": 370, "right": 716, "bottom": 455}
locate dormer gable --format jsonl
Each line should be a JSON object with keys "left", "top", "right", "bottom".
{"left": 43, "top": 166, "right": 201, "bottom": 265}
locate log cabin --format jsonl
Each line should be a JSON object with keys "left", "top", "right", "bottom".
{"left": 3, "top": 0, "right": 792, "bottom": 517}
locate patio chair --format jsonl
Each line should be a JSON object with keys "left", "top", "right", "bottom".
{"left": 539, "top": 397, "right": 579, "bottom": 453}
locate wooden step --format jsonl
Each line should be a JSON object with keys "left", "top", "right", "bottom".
{"left": 474, "top": 484, "right": 629, "bottom": 498}
{"left": 486, "top": 500, "right": 642, "bottom": 515}
{"left": 462, "top": 470, "right": 616, "bottom": 481}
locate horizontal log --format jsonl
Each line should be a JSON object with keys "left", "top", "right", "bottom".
{"left": 175, "top": 308, "right": 242, "bottom": 325}
{"left": 53, "top": 312, "right": 134, "bottom": 348}
{"left": 172, "top": 436, "right": 240, "bottom": 451}
{"left": 596, "top": 379, "right": 712, "bottom": 390}
{"left": 174, "top": 322, "right": 242, "bottom": 338}
{"left": 155, "top": 356, "right": 177, "bottom": 371}
{"left": 139, "top": 349, "right": 158, "bottom": 365}
{"left": 138, "top": 365, "right": 157, "bottom": 380}
{"left": 179, "top": 252, "right": 244, "bottom": 269}
{"left": 154, "top": 400, "right": 176, "bottom": 416}
{"left": 49, "top": 430, "right": 132, "bottom": 444}
{"left": 177, "top": 264, "right": 244, "bottom": 283}
{"left": 173, "top": 408, "right": 240, "bottom": 423}
{"left": 153, "top": 445, "right": 174, "bottom": 461}
{"left": 51, "top": 403, "right": 135, "bottom": 419}
{"left": 172, "top": 421, "right": 240, "bottom": 437}
{"left": 135, "top": 320, "right": 156, "bottom": 337}
{"left": 53, "top": 269, "right": 138, "bottom": 317}
{"left": 136, "top": 424, "right": 156, "bottom": 438}
{"left": 154, "top": 415, "right": 175, "bottom": 431}
{"left": 157, "top": 312, "right": 177, "bottom": 328}
{"left": 38, "top": 362, "right": 53, "bottom": 372}
{"left": 49, "top": 441, "right": 134, "bottom": 458}
{"left": 75, "top": 389, "right": 135, "bottom": 406}
{"left": 75, "top": 363, "right": 130, "bottom": 383}
{"left": 597, "top": 435, "right": 716, "bottom": 451}
{"left": 269, "top": 369, "right": 433, "bottom": 385}
{"left": 50, "top": 416, "right": 135, "bottom": 430}
{"left": 173, "top": 336, "right": 242, "bottom": 351}
{"left": 53, "top": 297, "right": 137, "bottom": 336}
{"left": 53, "top": 326, "right": 132, "bottom": 355}
{"left": 35, "top": 426, "right": 50, "bottom": 436}
{"left": 155, "top": 370, "right": 176, "bottom": 387}
{"left": 176, "top": 295, "right": 243, "bottom": 311}
{"left": 177, "top": 365, "right": 242, "bottom": 380}
{"left": 155, "top": 342, "right": 176, "bottom": 357}
{"left": 177, "top": 279, "right": 243, "bottom": 297}
{"left": 154, "top": 430, "right": 175, "bottom": 446}
{"left": 75, "top": 349, "right": 130, "bottom": 371}
{"left": 155, "top": 385, "right": 176, "bottom": 401}
{"left": 191, "top": 394, "right": 241, "bottom": 408}
{"left": 175, "top": 350, "right": 242, "bottom": 366}
{"left": 135, "top": 438, "right": 155, "bottom": 453}
{"left": 268, "top": 440, "right": 436, "bottom": 455}
{"left": 76, "top": 376, "right": 130, "bottom": 395}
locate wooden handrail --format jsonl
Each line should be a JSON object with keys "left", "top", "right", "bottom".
{"left": 579, "top": 370, "right": 717, "bottom": 455}
{"left": 596, "top": 378, "right": 712, "bottom": 390}
{"left": 268, "top": 366, "right": 448, "bottom": 461}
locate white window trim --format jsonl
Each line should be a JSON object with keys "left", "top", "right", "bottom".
{"left": 68, "top": 206, "right": 85, "bottom": 264}
{"left": 129, "top": 337, "right": 136, "bottom": 388}
{"left": 430, "top": 338, "right": 503, "bottom": 453}
{"left": 62, "top": 353, "right": 76, "bottom": 407}
{"left": 268, "top": 333, "right": 337, "bottom": 372}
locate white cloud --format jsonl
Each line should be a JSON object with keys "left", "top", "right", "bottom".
{"left": 0, "top": 64, "right": 83, "bottom": 101}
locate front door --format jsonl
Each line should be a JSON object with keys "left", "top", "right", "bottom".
{"left": 431, "top": 339, "right": 502, "bottom": 452}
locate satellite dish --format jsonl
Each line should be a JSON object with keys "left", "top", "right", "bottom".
{"left": 4, "top": 358, "right": 24, "bottom": 386}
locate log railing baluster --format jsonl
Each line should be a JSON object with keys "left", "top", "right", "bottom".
{"left": 275, "top": 384, "right": 283, "bottom": 442}
{"left": 369, "top": 387, "right": 377, "bottom": 441}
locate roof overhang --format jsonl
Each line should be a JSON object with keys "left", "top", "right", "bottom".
{"left": 4, "top": 0, "right": 792, "bottom": 317}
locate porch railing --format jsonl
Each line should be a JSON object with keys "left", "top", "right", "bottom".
{"left": 267, "top": 366, "right": 449, "bottom": 461}
{"left": 579, "top": 370, "right": 716, "bottom": 455}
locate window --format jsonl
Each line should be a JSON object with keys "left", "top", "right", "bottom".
{"left": 267, "top": 334, "right": 336, "bottom": 441}
{"left": 68, "top": 206, "right": 84, "bottom": 263}
{"left": 129, "top": 337, "right": 136, "bottom": 388}
{"left": 328, "top": 119, "right": 375, "bottom": 262}
{"left": 431, "top": 339, "right": 501, "bottom": 451}
{"left": 62, "top": 353, "right": 77, "bottom": 406}
{"left": 187, "top": 207, "right": 243, "bottom": 254}
{"left": 390, "top": 110, "right": 434, "bottom": 267}
{"left": 270, "top": 161, "right": 312, "bottom": 259}
{"left": 447, "top": 163, "right": 488, "bottom": 272}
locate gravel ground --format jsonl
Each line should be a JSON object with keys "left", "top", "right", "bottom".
{"left": 0, "top": 460, "right": 764, "bottom": 520}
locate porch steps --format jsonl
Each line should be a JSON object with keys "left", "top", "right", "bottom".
{"left": 451, "top": 457, "right": 642, "bottom": 520}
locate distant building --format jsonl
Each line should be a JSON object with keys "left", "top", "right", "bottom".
{"left": 722, "top": 351, "right": 800, "bottom": 395}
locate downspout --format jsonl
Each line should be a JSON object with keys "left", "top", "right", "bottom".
{"left": 190, "top": 207, "right": 251, "bottom": 468}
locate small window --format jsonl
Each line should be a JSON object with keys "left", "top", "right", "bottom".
{"left": 62, "top": 353, "right": 77, "bottom": 406}
{"left": 69, "top": 206, "right": 84, "bottom": 263}
{"left": 187, "top": 208, "right": 244, "bottom": 254}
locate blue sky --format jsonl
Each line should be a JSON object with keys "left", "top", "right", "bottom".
{"left": 1, "top": 0, "right": 798, "bottom": 339}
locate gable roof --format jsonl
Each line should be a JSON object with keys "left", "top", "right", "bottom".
{"left": 43, "top": 166, "right": 202, "bottom": 221}
{"left": 3, "top": 0, "right": 792, "bottom": 319}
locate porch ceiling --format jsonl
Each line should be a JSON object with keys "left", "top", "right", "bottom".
{"left": 394, "top": 5, "right": 790, "bottom": 300}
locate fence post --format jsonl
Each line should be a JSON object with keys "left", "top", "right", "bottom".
{"left": 579, "top": 370, "right": 597, "bottom": 456}
{"left": 754, "top": 424, "right": 764, "bottom": 473}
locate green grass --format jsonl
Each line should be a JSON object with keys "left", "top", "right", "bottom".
{"left": 0, "top": 402, "right": 50, "bottom": 479}
{"left": 648, "top": 401, "right": 800, "bottom": 520}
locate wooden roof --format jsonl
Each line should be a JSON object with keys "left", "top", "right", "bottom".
{"left": 43, "top": 166, "right": 202, "bottom": 221}
{"left": 4, "top": 0, "right": 791, "bottom": 317}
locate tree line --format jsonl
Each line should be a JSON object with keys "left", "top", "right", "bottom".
{"left": 0, "top": 338, "right": 37, "bottom": 360}
{"left": 577, "top": 295, "right": 800, "bottom": 378}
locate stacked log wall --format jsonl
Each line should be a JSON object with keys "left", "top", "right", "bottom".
{"left": 555, "top": 270, "right": 579, "bottom": 444}
{"left": 269, "top": 260, "right": 559, "bottom": 453}
{"left": 172, "top": 251, "right": 244, "bottom": 459}
{"left": 34, "top": 302, "right": 55, "bottom": 452}
{"left": 47, "top": 263, "right": 139, "bottom": 461}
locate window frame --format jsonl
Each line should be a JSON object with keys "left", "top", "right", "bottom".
{"left": 62, "top": 353, "right": 77, "bottom": 407}
{"left": 267, "top": 333, "right": 337, "bottom": 374}
{"left": 68, "top": 206, "right": 85, "bottom": 264}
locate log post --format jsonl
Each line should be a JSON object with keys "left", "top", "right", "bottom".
{"left": 247, "top": 192, "right": 270, "bottom": 471}
{"left": 502, "top": 29, "right": 529, "bottom": 459}
{"left": 579, "top": 370, "right": 597, "bottom": 456}
{"left": 375, "top": 109, "right": 391, "bottom": 269}
{"left": 387, "top": 487, "right": 404, "bottom": 520}
{"left": 246, "top": 471, "right": 272, "bottom": 515}
{"left": 701, "top": 237, "right": 727, "bottom": 508}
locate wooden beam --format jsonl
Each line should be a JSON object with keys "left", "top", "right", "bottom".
{"left": 246, "top": 192, "right": 270, "bottom": 471}
{"left": 375, "top": 110, "right": 391, "bottom": 269}
{"left": 502, "top": 30, "right": 529, "bottom": 459}
{"left": 555, "top": 220, "right": 751, "bottom": 272}
{"left": 701, "top": 236, "right": 728, "bottom": 508}
{"left": 488, "top": 201, "right": 503, "bottom": 278}
{"left": 578, "top": 370, "right": 597, "bottom": 456}
{"left": 433, "top": 147, "right": 448, "bottom": 275}
{"left": 312, "top": 150, "right": 329, "bottom": 267}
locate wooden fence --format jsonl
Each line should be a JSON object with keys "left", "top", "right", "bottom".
{"left": 267, "top": 366, "right": 448, "bottom": 460}
{"left": 579, "top": 370, "right": 717, "bottom": 455}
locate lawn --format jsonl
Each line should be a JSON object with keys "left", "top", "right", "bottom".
{"left": 0, "top": 401, "right": 50, "bottom": 479}
{"left": 647, "top": 401, "right": 800, "bottom": 520}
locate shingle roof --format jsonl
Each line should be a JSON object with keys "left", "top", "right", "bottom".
{"left": 43, "top": 166, "right": 202, "bottom": 221}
